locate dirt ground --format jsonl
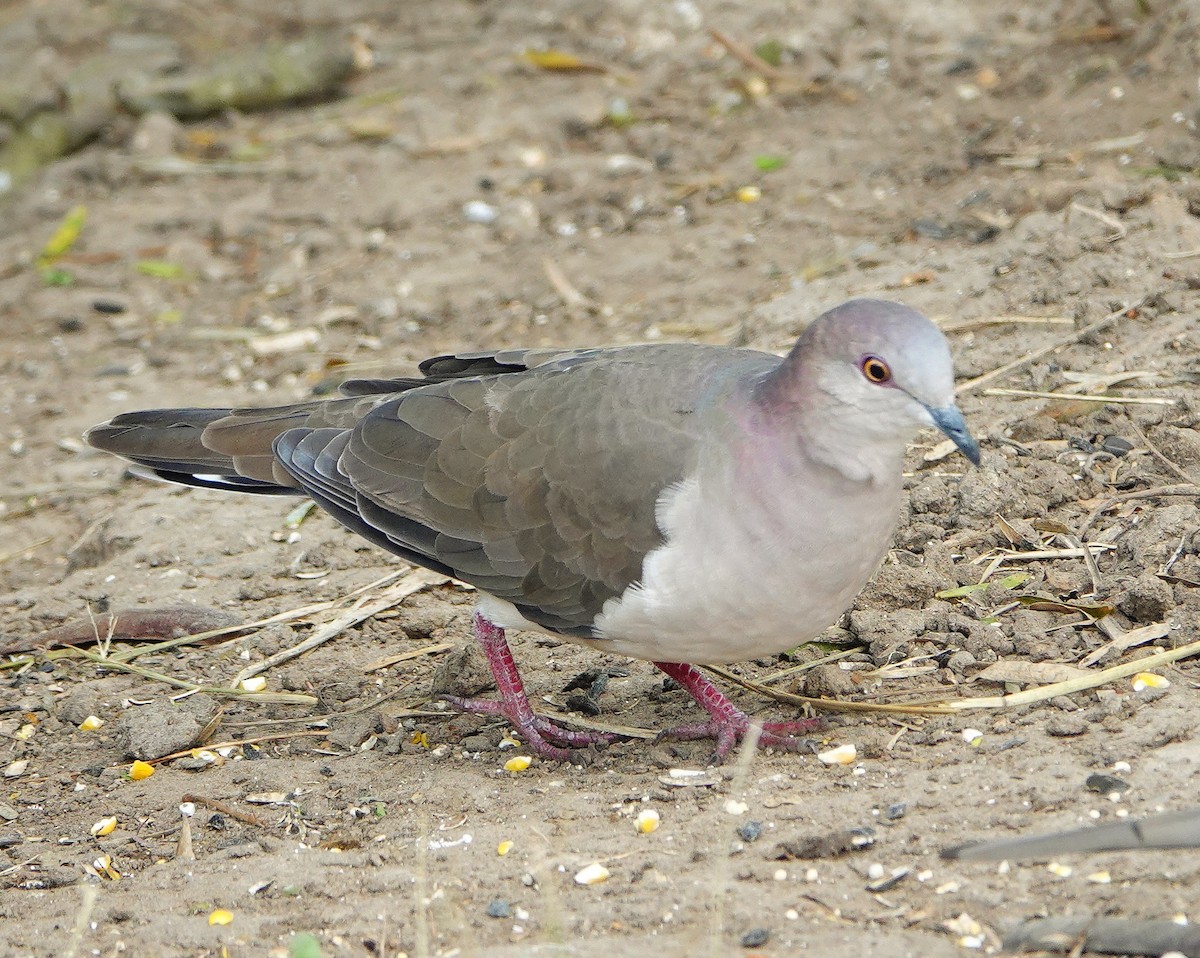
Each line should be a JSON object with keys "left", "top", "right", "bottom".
{"left": 2, "top": 1, "right": 1200, "bottom": 956}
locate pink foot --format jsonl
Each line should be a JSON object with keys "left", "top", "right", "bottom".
{"left": 654, "top": 661, "right": 822, "bottom": 764}
{"left": 439, "top": 612, "right": 619, "bottom": 761}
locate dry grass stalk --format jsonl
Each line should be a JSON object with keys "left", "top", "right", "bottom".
{"left": 230, "top": 567, "right": 448, "bottom": 686}
{"left": 956, "top": 298, "right": 1144, "bottom": 395}
{"left": 983, "top": 387, "right": 1174, "bottom": 406}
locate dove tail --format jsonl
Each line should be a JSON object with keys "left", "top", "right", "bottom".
{"left": 85, "top": 407, "right": 302, "bottom": 495}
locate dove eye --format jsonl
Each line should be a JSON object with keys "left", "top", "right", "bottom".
{"left": 860, "top": 356, "right": 892, "bottom": 384}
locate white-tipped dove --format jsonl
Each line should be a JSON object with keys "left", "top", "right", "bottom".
{"left": 87, "top": 298, "right": 980, "bottom": 761}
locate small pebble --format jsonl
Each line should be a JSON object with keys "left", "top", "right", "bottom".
{"left": 485, "top": 898, "right": 511, "bottom": 919}
{"left": 737, "top": 821, "right": 763, "bottom": 843}
{"left": 463, "top": 200, "right": 499, "bottom": 224}
{"left": 1085, "top": 773, "right": 1130, "bottom": 795}
{"left": 884, "top": 803, "right": 907, "bottom": 821}
{"left": 740, "top": 928, "right": 770, "bottom": 948}
{"left": 92, "top": 299, "right": 126, "bottom": 314}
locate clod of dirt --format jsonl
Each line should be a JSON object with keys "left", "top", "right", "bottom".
{"left": 1045, "top": 715, "right": 1089, "bottom": 737}
{"left": 798, "top": 663, "right": 857, "bottom": 698}
{"left": 1115, "top": 573, "right": 1176, "bottom": 623}
{"left": 430, "top": 642, "right": 494, "bottom": 697}
{"left": 66, "top": 517, "right": 136, "bottom": 572}
{"left": 770, "top": 827, "right": 876, "bottom": 860}
{"left": 112, "top": 694, "right": 218, "bottom": 760}
{"left": 55, "top": 684, "right": 101, "bottom": 726}
{"left": 326, "top": 711, "right": 379, "bottom": 749}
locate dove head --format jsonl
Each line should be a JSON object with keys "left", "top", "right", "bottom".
{"left": 756, "top": 299, "right": 979, "bottom": 480}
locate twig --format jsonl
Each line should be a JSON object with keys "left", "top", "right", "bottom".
{"left": 1078, "top": 622, "right": 1170, "bottom": 669}
{"left": 934, "top": 638, "right": 1200, "bottom": 711}
{"left": 707, "top": 28, "right": 786, "bottom": 81}
{"left": 939, "top": 315, "right": 1073, "bottom": 333}
{"left": 1069, "top": 201, "right": 1127, "bottom": 241}
{"left": 75, "top": 647, "right": 319, "bottom": 704}
{"left": 231, "top": 568, "right": 448, "bottom": 685}
{"left": 0, "top": 535, "right": 53, "bottom": 564}
{"left": 1057, "top": 532, "right": 1104, "bottom": 595}
{"left": 363, "top": 641, "right": 454, "bottom": 673}
{"left": 1126, "top": 416, "right": 1197, "bottom": 485}
{"left": 956, "top": 299, "right": 1143, "bottom": 395}
{"left": 982, "top": 387, "right": 1174, "bottom": 406}
{"left": 181, "top": 793, "right": 271, "bottom": 828}
{"left": 148, "top": 729, "right": 331, "bottom": 764}
{"left": 703, "top": 665, "right": 954, "bottom": 715}
{"left": 538, "top": 709, "right": 657, "bottom": 740}
{"left": 710, "top": 637, "right": 1200, "bottom": 717}
{"left": 758, "top": 647, "right": 858, "bottom": 686}
{"left": 542, "top": 257, "right": 596, "bottom": 311}
{"left": 1078, "top": 484, "right": 1200, "bottom": 538}
{"left": 109, "top": 601, "right": 333, "bottom": 663}
{"left": 970, "top": 544, "right": 1115, "bottom": 565}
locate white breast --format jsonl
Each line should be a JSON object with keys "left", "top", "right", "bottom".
{"left": 588, "top": 448, "right": 900, "bottom": 664}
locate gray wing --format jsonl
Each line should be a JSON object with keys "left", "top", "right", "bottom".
{"left": 276, "top": 345, "right": 777, "bottom": 636}
{"left": 941, "top": 807, "right": 1200, "bottom": 861}
{"left": 85, "top": 347, "right": 598, "bottom": 493}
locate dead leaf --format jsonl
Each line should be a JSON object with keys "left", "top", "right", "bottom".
{"left": 975, "top": 661, "right": 1092, "bottom": 685}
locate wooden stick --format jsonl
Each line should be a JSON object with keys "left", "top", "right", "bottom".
{"left": 956, "top": 299, "right": 1143, "bottom": 395}
{"left": 708, "top": 28, "right": 786, "bottom": 81}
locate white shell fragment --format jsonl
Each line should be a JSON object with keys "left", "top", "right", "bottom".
{"left": 961, "top": 728, "right": 984, "bottom": 746}
{"left": 817, "top": 744, "right": 857, "bottom": 766}
{"left": 574, "top": 862, "right": 610, "bottom": 885}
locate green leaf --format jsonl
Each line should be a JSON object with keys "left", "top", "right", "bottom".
{"left": 754, "top": 154, "right": 787, "bottom": 172}
{"left": 935, "top": 582, "right": 988, "bottom": 599}
{"left": 937, "top": 572, "right": 1029, "bottom": 599}
{"left": 289, "top": 933, "right": 324, "bottom": 958}
{"left": 753, "top": 39, "right": 784, "bottom": 67}
{"left": 39, "top": 266, "right": 75, "bottom": 286}
{"left": 37, "top": 205, "right": 87, "bottom": 267}
{"left": 136, "top": 259, "right": 185, "bottom": 279}
{"left": 284, "top": 500, "right": 317, "bottom": 529}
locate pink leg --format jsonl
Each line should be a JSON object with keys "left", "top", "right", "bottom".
{"left": 439, "top": 611, "right": 619, "bottom": 761}
{"left": 654, "top": 661, "right": 821, "bottom": 763}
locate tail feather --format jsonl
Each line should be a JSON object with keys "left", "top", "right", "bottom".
{"left": 86, "top": 407, "right": 302, "bottom": 495}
